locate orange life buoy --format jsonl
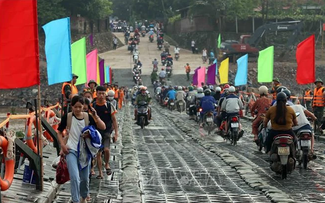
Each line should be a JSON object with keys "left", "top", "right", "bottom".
{"left": 26, "top": 116, "right": 38, "bottom": 153}
{"left": 0, "top": 135, "right": 14, "bottom": 191}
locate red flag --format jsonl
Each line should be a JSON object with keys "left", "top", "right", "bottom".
{"left": 0, "top": 0, "right": 40, "bottom": 89}
{"left": 296, "top": 35, "right": 315, "bottom": 85}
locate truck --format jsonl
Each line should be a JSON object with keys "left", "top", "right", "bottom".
{"left": 219, "top": 21, "right": 303, "bottom": 61}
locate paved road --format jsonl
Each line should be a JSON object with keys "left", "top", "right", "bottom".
{"left": 53, "top": 31, "right": 325, "bottom": 203}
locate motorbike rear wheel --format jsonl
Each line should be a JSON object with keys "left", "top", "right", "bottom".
{"left": 232, "top": 131, "right": 238, "bottom": 146}
{"left": 281, "top": 165, "right": 287, "bottom": 179}
{"left": 303, "top": 152, "right": 308, "bottom": 169}
{"left": 140, "top": 117, "right": 145, "bottom": 129}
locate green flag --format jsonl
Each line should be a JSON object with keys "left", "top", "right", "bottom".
{"left": 258, "top": 46, "right": 274, "bottom": 83}
{"left": 71, "top": 37, "right": 87, "bottom": 85}
{"left": 217, "top": 33, "right": 221, "bottom": 48}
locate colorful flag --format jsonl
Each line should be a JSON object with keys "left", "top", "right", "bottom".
{"left": 86, "top": 49, "right": 98, "bottom": 84}
{"left": 197, "top": 67, "right": 206, "bottom": 87}
{"left": 105, "top": 66, "right": 110, "bottom": 83}
{"left": 192, "top": 67, "right": 201, "bottom": 85}
{"left": 235, "top": 54, "right": 248, "bottom": 86}
{"left": 43, "top": 17, "right": 72, "bottom": 85}
{"left": 89, "top": 34, "right": 94, "bottom": 46}
{"left": 219, "top": 58, "right": 229, "bottom": 84}
{"left": 96, "top": 57, "right": 100, "bottom": 84}
{"left": 217, "top": 34, "right": 221, "bottom": 48}
{"left": 99, "top": 59, "right": 105, "bottom": 85}
{"left": 213, "top": 59, "right": 218, "bottom": 75}
{"left": 296, "top": 35, "right": 315, "bottom": 84}
{"left": 258, "top": 46, "right": 274, "bottom": 83}
{"left": 207, "top": 63, "right": 217, "bottom": 85}
{"left": 0, "top": 0, "right": 40, "bottom": 89}
{"left": 71, "top": 38, "right": 87, "bottom": 85}
{"left": 109, "top": 68, "right": 113, "bottom": 84}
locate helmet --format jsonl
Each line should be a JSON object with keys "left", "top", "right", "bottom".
{"left": 143, "top": 86, "right": 147, "bottom": 90}
{"left": 197, "top": 87, "right": 203, "bottom": 93}
{"left": 276, "top": 86, "right": 288, "bottom": 94}
{"left": 107, "top": 90, "right": 115, "bottom": 97}
{"left": 258, "top": 86, "right": 268, "bottom": 95}
{"left": 276, "top": 92, "right": 287, "bottom": 101}
{"left": 178, "top": 86, "right": 182, "bottom": 90}
{"left": 276, "top": 86, "right": 291, "bottom": 99}
{"left": 215, "top": 87, "right": 221, "bottom": 92}
{"left": 209, "top": 85, "right": 214, "bottom": 90}
{"left": 188, "top": 86, "right": 194, "bottom": 91}
{"left": 204, "top": 89, "right": 211, "bottom": 95}
{"left": 229, "top": 86, "right": 236, "bottom": 93}
{"left": 140, "top": 86, "right": 146, "bottom": 91}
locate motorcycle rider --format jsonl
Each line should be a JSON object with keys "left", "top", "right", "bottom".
{"left": 200, "top": 89, "right": 217, "bottom": 127}
{"left": 174, "top": 46, "right": 180, "bottom": 57}
{"left": 152, "top": 58, "right": 158, "bottom": 70}
{"left": 188, "top": 87, "right": 205, "bottom": 119}
{"left": 272, "top": 86, "right": 294, "bottom": 106}
{"left": 214, "top": 86, "right": 222, "bottom": 103}
{"left": 134, "top": 86, "right": 151, "bottom": 124}
{"left": 221, "top": 86, "right": 244, "bottom": 138}
{"left": 160, "top": 51, "right": 167, "bottom": 63}
{"left": 176, "top": 86, "right": 187, "bottom": 111}
{"left": 166, "top": 53, "right": 173, "bottom": 66}
{"left": 159, "top": 68, "right": 166, "bottom": 83}
{"left": 216, "top": 86, "right": 229, "bottom": 131}
{"left": 251, "top": 86, "right": 272, "bottom": 142}
{"left": 166, "top": 86, "right": 176, "bottom": 105}
{"left": 151, "top": 70, "right": 158, "bottom": 84}
{"left": 263, "top": 92, "right": 298, "bottom": 154}
{"left": 291, "top": 104, "right": 317, "bottom": 153}
{"left": 164, "top": 41, "right": 170, "bottom": 53}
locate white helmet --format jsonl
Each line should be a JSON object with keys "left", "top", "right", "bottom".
{"left": 258, "top": 85, "right": 268, "bottom": 95}
{"left": 197, "top": 87, "right": 203, "bottom": 93}
{"left": 107, "top": 90, "right": 115, "bottom": 97}
{"left": 178, "top": 86, "right": 182, "bottom": 90}
{"left": 215, "top": 87, "right": 221, "bottom": 92}
{"left": 229, "top": 86, "right": 236, "bottom": 93}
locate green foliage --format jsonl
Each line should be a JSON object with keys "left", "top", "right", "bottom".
{"left": 168, "top": 14, "right": 181, "bottom": 24}
{"left": 37, "top": 0, "right": 67, "bottom": 26}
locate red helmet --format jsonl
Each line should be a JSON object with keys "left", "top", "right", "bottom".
{"left": 223, "top": 84, "right": 230, "bottom": 89}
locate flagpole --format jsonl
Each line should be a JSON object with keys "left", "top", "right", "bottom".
{"left": 37, "top": 84, "right": 43, "bottom": 191}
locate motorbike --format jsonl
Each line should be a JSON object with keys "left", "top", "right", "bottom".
{"left": 228, "top": 115, "right": 240, "bottom": 145}
{"left": 195, "top": 106, "right": 202, "bottom": 123}
{"left": 136, "top": 101, "right": 149, "bottom": 129}
{"left": 176, "top": 100, "right": 185, "bottom": 113}
{"left": 131, "top": 93, "right": 137, "bottom": 105}
{"left": 296, "top": 129, "right": 314, "bottom": 169}
{"left": 137, "top": 65, "right": 142, "bottom": 74}
{"left": 133, "top": 54, "right": 139, "bottom": 64}
{"left": 175, "top": 53, "right": 179, "bottom": 61}
{"left": 141, "top": 31, "right": 146, "bottom": 37}
{"left": 163, "top": 97, "right": 169, "bottom": 107}
{"left": 158, "top": 43, "right": 162, "bottom": 50}
{"left": 153, "top": 65, "right": 158, "bottom": 72}
{"left": 202, "top": 111, "right": 215, "bottom": 135}
{"left": 161, "top": 57, "right": 166, "bottom": 66}
{"left": 129, "top": 44, "right": 136, "bottom": 53}
{"left": 149, "top": 35, "right": 154, "bottom": 42}
{"left": 133, "top": 73, "right": 141, "bottom": 85}
{"left": 168, "top": 99, "right": 175, "bottom": 111}
{"left": 269, "top": 134, "right": 295, "bottom": 179}
{"left": 166, "top": 65, "right": 172, "bottom": 78}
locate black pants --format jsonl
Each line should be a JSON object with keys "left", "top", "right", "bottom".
{"left": 189, "top": 105, "right": 196, "bottom": 116}
{"left": 186, "top": 72, "right": 190, "bottom": 81}
{"left": 216, "top": 112, "right": 227, "bottom": 127}
{"left": 191, "top": 47, "right": 195, "bottom": 54}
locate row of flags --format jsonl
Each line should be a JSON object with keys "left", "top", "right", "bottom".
{"left": 43, "top": 17, "right": 112, "bottom": 86}
{"left": 193, "top": 35, "right": 315, "bottom": 86}
{"left": 0, "top": 1, "right": 111, "bottom": 89}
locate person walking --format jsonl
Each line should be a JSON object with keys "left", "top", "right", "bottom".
{"left": 191, "top": 40, "right": 195, "bottom": 54}
{"left": 113, "top": 36, "right": 118, "bottom": 50}
{"left": 185, "top": 63, "right": 191, "bottom": 81}
{"left": 92, "top": 86, "right": 119, "bottom": 179}
{"left": 57, "top": 95, "right": 106, "bottom": 203}
{"left": 313, "top": 78, "right": 325, "bottom": 132}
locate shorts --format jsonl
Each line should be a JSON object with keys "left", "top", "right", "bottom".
{"left": 294, "top": 124, "right": 312, "bottom": 134}
{"left": 99, "top": 131, "right": 111, "bottom": 150}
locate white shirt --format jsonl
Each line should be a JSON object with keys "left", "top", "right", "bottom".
{"left": 191, "top": 41, "right": 195, "bottom": 47}
{"left": 202, "top": 50, "right": 207, "bottom": 57}
{"left": 291, "top": 104, "right": 310, "bottom": 130}
{"left": 159, "top": 71, "right": 166, "bottom": 78}
{"left": 67, "top": 116, "right": 86, "bottom": 151}
{"left": 174, "top": 47, "right": 180, "bottom": 54}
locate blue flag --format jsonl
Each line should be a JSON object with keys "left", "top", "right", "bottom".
{"left": 43, "top": 17, "right": 72, "bottom": 85}
{"left": 105, "top": 66, "right": 110, "bottom": 83}
{"left": 235, "top": 54, "right": 248, "bottom": 86}
{"left": 213, "top": 59, "right": 218, "bottom": 75}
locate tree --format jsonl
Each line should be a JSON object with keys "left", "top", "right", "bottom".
{"left": 37, "top": 0, "right": 67, "bottom": 26}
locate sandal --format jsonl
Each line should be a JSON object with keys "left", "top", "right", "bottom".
{"left": 106, "top": 168, "right": 112, "bottom": 175}
{"left": 96, "top": 175, "right": 103, "bottom": 179}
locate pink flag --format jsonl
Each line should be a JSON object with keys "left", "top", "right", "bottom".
{"left": 86, "top": 49, "right": 98, "bottom": 85}
{"left": 197, "top": 67, "right": 206, "bottom": 87}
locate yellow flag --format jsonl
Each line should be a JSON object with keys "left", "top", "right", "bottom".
{"left": 219, "top": 58, "right": 229, "bottom": 84}
{"left": 96, "top": 56, "right": 100, "bottom": 84}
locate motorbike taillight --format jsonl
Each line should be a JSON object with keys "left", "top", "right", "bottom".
{"left": 301, "top": 133, "right": 311, "bottom": 139}
{"left": 231, "top": 117, "right": 238, "bottom": 122}
{"left": 199, "top": 108, "right": 203, "bottom": 112}
{"left": 279, "top": 138, "right": 288, "bottom": 144}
